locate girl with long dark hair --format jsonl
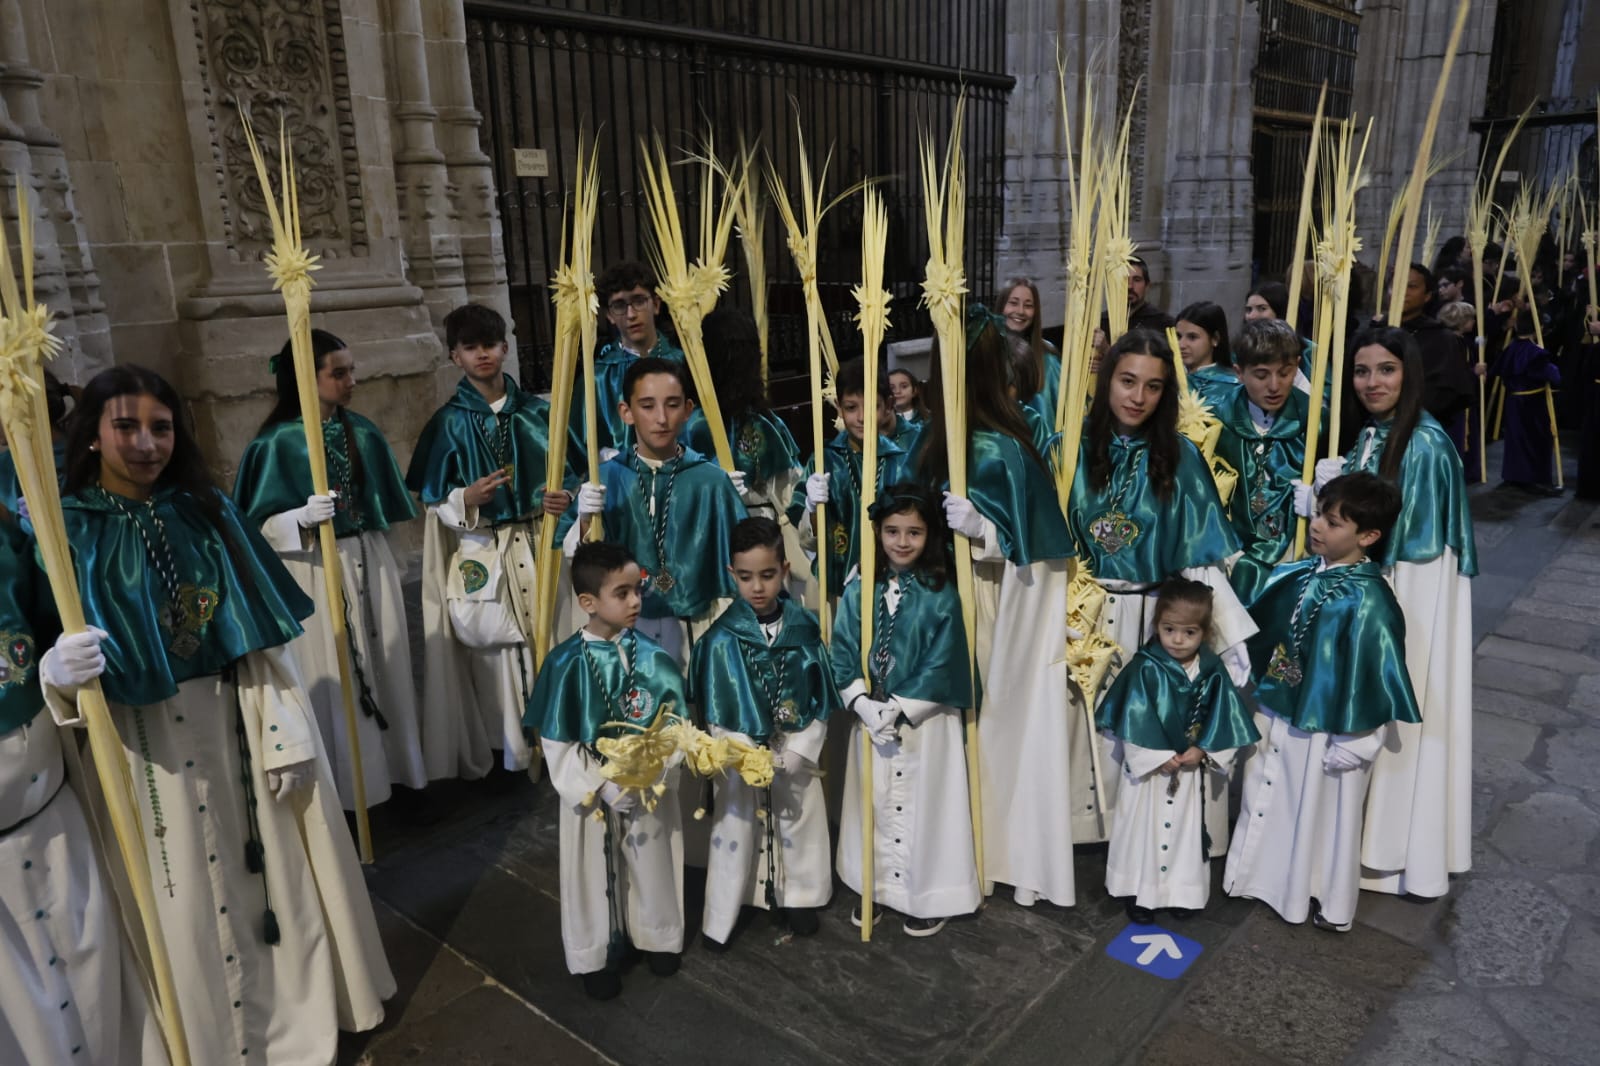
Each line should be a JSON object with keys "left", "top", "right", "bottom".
{"left": 918, "top": 307, "right": 1078, "bottom": 908}
{"left": 998, "top": 277, "right": 1062, "bottom": 426}
{"left": 1314, "top": 326, "right": 1476, "bottom": 900}
{"left": 1068, "top": 329, "right": 1257, "bottom": 850}
{"left": 1173, "top": 301, "right": 1237, "bottom": 408}
{"left": 233, "top": 330, "right": 427, "bottom": 811}
{"left": 42, "top": 365, "right": 393, "bottom": 1064}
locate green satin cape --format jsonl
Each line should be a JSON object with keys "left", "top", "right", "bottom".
{"left": 1022, "top": 347, "right": 1064, "bottom": 429}
{"left": 964, "top": 428, "right": 1075, "bottom": 565}
{"left": 525, "top": 627, "right": 686, "bottom": 745}
{"left": 1214, "top": 387, "right": 1309, "bottom": 569}
{"left": 573, "top": 336, "right": 686, "bottom": 452}
{"left": 554, "top": 447, "right": 746, "bottom": 619}
{"left": 689, "top": 597, "right": 841, "bottom": 742}
{"left": 1069, "top": 434, "right": 1240, "bottom": 582}
{"left": 0, "top": 441, "right": 66, "bottom": 520}
{"left": 1188, "top": 364, "right": 1239, "bottom": 410}
{"left": 831, "top": 573, "right": 973, "bottom": 709}
{"left": 60, "top": 487, "right": 313, "bottom": 707}
{"left": 405, "top": 375, "right": 583, "bottom": 523}
{"left": 683, "top": 408, "right": 802, "bottom": 485}
{"left": 1342, "top": 413, "right": 1478, "bottom": 576}
{"left": 1242, "top": 558, "right": 1422, "bottom": 733}
{"left": 787, "top": 431, "right": 909, "bottom": 600}
{"left": 1093, "top": 642, "right": 1258, "bottom": 753}
{"left": 234, "top": 412, "right": 419, "bottom": 536}
{"left": 0, "top": 516, "right": 55, "bottom": 734}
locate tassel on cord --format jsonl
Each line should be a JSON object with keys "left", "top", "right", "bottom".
{"left": 230, "top": 667, "right": 280, "bottom": 947}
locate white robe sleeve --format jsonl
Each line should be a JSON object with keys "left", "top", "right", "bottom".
{"left": 238, "top": 645, "right": 321, "bottom": 772}
{"left": 963, "top": 515, "right": 1007, "bottom": 563}
{"left": 42, "top": 678, "right": 83, "bottom": 727}
{"left": 1328, "top": 727, "right": 1385, "bottom": 764}
{"left": 1205, "top": 746, "right": 1241, "bottom": 778}
{"left": 839, "top": 679, "right": 868, "bottom": 706}
{"left": 542, "top": 737, "right": 609, "bottom": 810}
{"left": 894, "top": 695, "right": 947, "bottom": 729}
{"left": 259, "top": 511, "right": 310, "bottom": 554}
{"left": 1180, "top": 564, "right": 1259, "bottom": 653}
{"left": 796, "top": 509, "right": 818, "bottom": 553}
{"left": 1120, "top": 740, "right": 1176, "bottom": 782}
{"left": 784, "top": 716, "right": 828, "bottom": 766}
{"left": 562, "top": 515, "right": 583, "bottom": 558}
{"left": 434, "top": 488, "right": 480, "bottom": 532}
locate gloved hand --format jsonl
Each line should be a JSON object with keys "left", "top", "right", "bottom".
{"left": 1313, "top": 457, "right": 1345, "bottom": 492}
{"left": 1291, "top": 481, "right": 1316, "bottom": 518}
{"left": 1322, "top": 743, "right": 1364, "bottom": 773}
{"left": 852, "top": 696, "right": 897, "bottom": 739}
{"left": 266, "top": 760, "right": 314, "bottom": 800}
{"left": 804, "top": 472, "right": 829, "bottom": 514}
{"left": 598, "top": 781, "right": 638, "bottom": 813}
{"left": 772, "top": 748, "right": 812, "bottom": 775}
{"left": 293, "top": 494, "right": 336, "bottom": 528}
{"left": 577, "top": 482, "right": 607, "bottom": 516}
{"left": 727, "top": 469, "right": 759, "bottom": 504}
{"left": 41, "top": 627, "right": 109, "bottom": 691}
{"left": 599, "top": 447, "right": 621, "bottom": 464}
{"left": 1221, "top": 642, "right": 1253, "bottom": 688}
{"left": 942, "top": 492, "right": 985, "bottom": 539}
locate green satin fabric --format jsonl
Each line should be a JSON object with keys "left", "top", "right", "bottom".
{"left": 890, "top": 414, "right": 922, "bottom": 456}
{"left": 683, "top": 408, "right": 802, "bottom": 484}
{"left": 60, "top": 487, "right": 313, "bottom": 707}
{"left": 1094, "top": 642, "right": 1258, "bottom": 753}
{"left": 1214, "top": 387, "right": 1310, "bottom": 569}
{"left": 555, "top": 447, "right": 746, "bottom": 619}
{"left": 964, "top": 428, "right": 1074, "bottom": 566}
{"left": 1023, "top": 347, "right": 1064, "bottom": 428}
{"left": 572, "top": 337, "right": 686, "bottom": 453}
{"left": 690, "top": 598, "right": 841, "bottom": 742}
{"left": 1343, "top": 413, "right": 1478, "bottom": 576}
{"left": 524, "top": 628, "right": 687, "bottom": 745}
{"left": 787, "top": 431, "right": 910, "bottom": 600}
{"left": 831, "top": 572, "right": 973, "bottom": 709}
{"left": 405, "top": 375, "right": 584, "bottom": 523}
{"left": 1068, "top": 435, "right": 1240, "bottom": 582}
{"left": 234, "top": 412, "right": 418, "bottom": 536}
{"left": 1242, "top": 558, "right": 1421, "bottom": 733}
{"left": 1188, "top": 364, "right": 1239, "bottom": 410}
{"left": 0, "top": 516, "right": 55, "bottom": 734}
{"left": 0, "top": 440, "right": 67, "bottom": 519}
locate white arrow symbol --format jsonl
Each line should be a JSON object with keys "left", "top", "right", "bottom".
{"left": 1130, "top": 933, "right": 1183, "bottom": 966}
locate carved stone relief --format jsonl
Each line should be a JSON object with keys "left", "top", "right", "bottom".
{"left": 1118, "top": 0, "right": 1151, "bottom": 218}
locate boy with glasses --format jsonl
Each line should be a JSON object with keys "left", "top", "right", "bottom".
{"left": 578, "top": 260, "right": 686, "bottom": 454}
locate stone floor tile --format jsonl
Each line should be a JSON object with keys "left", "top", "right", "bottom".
{"left": 1487, "top": 988, "right": 1600, "bottom": 1059}
{"left": 1446, "top": 878, "right": 1570, "bottom": 987}
{"left": 1347, "top": 993, "right": 1516, "bottom": 1066}
{"left": 1488, "top": 792, "right": 1600, "bottom": 869}
{"left": 1491, "top": 612, "right": 1600, "bottom": 652}
{"left": 1474, "top": 657, "right": 1568, "bottom": 700}
{"left": 1474, "top": 712, "right": 1544, "bottom": 764}
{"left": 1505, "top": 595, "right": 1600, "bottom": 628}
{"left": 1527, "top": 580, "right": 1600, "bottom": 609}
{"left": 1569, "top": 674, "right": 1600, "bottom": 712}
{"left": 1354, "top": 890, "right": 1450, "bottom": 948}
{"left": 1475, "top": 636, "right": 1600, "bottom": 675}
{"left": 1135, "top": 1021, "right": 1284, "bottom": 1066}
{"left": 1474, "top": 689, "right": 1582, "bottom": 730}
{"left": 1539, "top": 726, "right": 1600, "bottom": 786}
{"left": 344, "top": 986, "right": 614, "bottom": 1066}
{"left": 1548, "top": 914, "right": 1600, "bottom": 1001}
{"left": 1545, "top": 873, "right": 1600, "bottom": 918}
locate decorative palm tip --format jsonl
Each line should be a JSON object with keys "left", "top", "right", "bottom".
{"left": 263, "top": 245, "right": 322, "bottom": 291}
{"left": 920, "top": 261, "right": 968, "bottom": 310}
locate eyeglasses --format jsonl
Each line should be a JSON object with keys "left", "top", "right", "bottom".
{"left": 607, "top": 293, "right": 654, "bottom": 316}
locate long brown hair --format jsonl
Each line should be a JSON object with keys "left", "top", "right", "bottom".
{"left": 1087, "top": 329, "right": 1182, "bottom": 499}
{"left": 916, "top": 315, "right": 1047, "bottom": 488}
{"left": 1342, "top": 326, "right": 1424, "bottom": 482}
{"left": 997, "top": 277, "right": 1046, "bottom": 402}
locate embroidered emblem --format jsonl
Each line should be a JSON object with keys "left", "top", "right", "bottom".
{"left": 830, "top": 521, "right": 849, "bottom": 559}
{"left": 0, "top": 630, "right": 34, "bottom": 689}
{"left": 1266, "top": 642, "right": 1303, "bottom": 686}
{"left": 459, "top": 559, "right": 490, "bottom": 594}
{"left": 736, "top": 422, "right": 765, "bottom": 465}
{"left": 1089, "top": 511, "right": 1140, "bottom": 554}
{"left": 158, "top": 583, "right": 222, "bottom": 659}
{"left": 625, "top": 687, "right": 655, "bottom": 722}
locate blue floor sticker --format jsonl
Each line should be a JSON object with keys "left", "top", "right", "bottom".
{"left": 1104, "top": 923, "right": 1203, "bottom": 980}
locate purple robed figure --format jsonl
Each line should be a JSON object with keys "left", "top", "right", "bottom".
{"left": 1491, "top": 338, "right": 1560, "bottom": 486}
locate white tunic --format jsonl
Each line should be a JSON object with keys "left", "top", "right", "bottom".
{"left": 969, "top": 518, "right": 1077, "bottom": 906}
{"left": 702, "top": 717, "right": 830, "bottom": 942}
{"left": 1223, "top": 707, "right": 1385, "bottom": 928}
{"left": 260, "top": 515, "right": 427, "bottom": 808}
{"left": 48, "top": 646, "right": 395, "bottom": 1065}
{"left": 1360, "top": 549, "right": 1473, "bottom": 897}
{"left": 0, "top": 713, "right": 168, "bottom": 1066}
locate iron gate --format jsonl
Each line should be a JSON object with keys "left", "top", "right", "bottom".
{"left": 464, "top": 0, "right": 1012, "bottom": 401}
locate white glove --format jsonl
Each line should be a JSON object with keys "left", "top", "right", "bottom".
{"left": 577, "top": 482, "right": 607, "bottom": 516}
{"left": 266, "top": 760, "right": 313, "bottom": 800}
{"left": 853, "top": 696, "right": 898, "bottom": 739}
{"left": 41, "top": 627, "right": 109, "bottom": 691}
{"left": 1291, "top": 481, "right": 1316, "bottom": 518}
{"left": 293, "top": 494, "right": 336, "bottom": 528}
{"left": 1322, "top": 744, "right": 1364, "bottom": 773}
{"left": 598, "top": 781, "right": 638, "bottom": 813}
{"left": 727, "top": 469, "right": 760, "bottom": 505}
{"left": 1313, "top": 457, "right": 1345, "bottom": 493}
{"left": 599, "top": 447, "right": 621, "bottom": 463}
{"left": 1221, "top": 642, "right": 1253, "bottom": 689}
{"left": 804, "top": 472, "right": 829, "bottom": 513}
{"left": 942, "top": 492, "right": 985, "bottom": 539}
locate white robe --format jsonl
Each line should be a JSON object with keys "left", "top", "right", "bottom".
{"left": 702, "top": 718, "right": 830, "bottom": 942}
{"left": 260, "top": 514, "right": 427, "bottom": 808}
{"left": 1360, "top": 550, "right": 1473, "bottom": 897}
{"left": 417, "top": 490, "right": 546, "bottom": 777}
{"left": 0, "top": 713, "right": 168, "bottom": 1066}
{"left": 1223, "top": 707, "right": 1385, "bottom": 928}
{"left": 837, "top": 681, "right": 981, "bottom": 920}
{"left": 1105, "top": 732, "right": 1239, "bottom": 911}
{"left": 542, "top": 737, "right": 684, "bottom": 974}
{"left": 1083, "top": 566, "right": 1257, "bottom": 844}
{"left": 48, "top": 646, "right": 395, "bottom": 1065}
{"left": 968, "top": 519, "right": 1077, "bottom": 907}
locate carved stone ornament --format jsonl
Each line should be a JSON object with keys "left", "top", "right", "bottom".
{"left": 191, "top": 0, "right": 368, "bottom": 259}
{"left": 1117, "top": 0, "right": 1151, "bottom": 218}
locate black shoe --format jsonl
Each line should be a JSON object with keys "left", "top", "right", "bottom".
{"left": 385, "top": 785, "right": 441, "bottom": 826}
{"left": 1167, "top": 907, "right": 1197, "bottom": 921}
{"left": 903, "top": 915, "right": 948, "bottom": 938}
{"left": 700, "top": 932, "right": 729, "bottom": 954}
{"left": 645, "top": 951, "right": 681, "bottom": 976}
{"left": 1125, "top": 900, "right": 1156, "bottom": 925}
{"left": 582, "top": 970, "right": 622, "bottom": 1000}
{"left": 785, "top": 907, "right": 820, "bottom": 937}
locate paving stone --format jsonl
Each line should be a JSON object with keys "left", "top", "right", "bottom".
{"left": 1536, "top": 567, "right": 1600, "bottom": 590}
{"left": 1473, "top": 689, "right": 1581, "bottom": 729}
{"left": 1540, "top": 726, "right": 1600, "bottom": 787}
{"left": 1527, "top": 579, "right": 1600, "bottom": 609}
{"left": 1506, "top": 595, "right": 1600, "bottom": 628}
{"left": 1476, "top": 636, "right": 1600, "bottom": 674}
{"left": 1487, "top": 988, "right": 1600, "bottom": 1058}
{"left": 1569, "top": 675, "right": 1600, "bottom": 712}
{"left": 1354, "top": 890, "right": 1450, "bottom": 948}
{"left": 1474, "top": 713, "right": 1543, "bottom": 764}
{"left": 1474, "top": 657, "right": 1568, "bottom": 700}
{"left": 1136, "top": 1021, "right": 1282, "bottom": 1066}
{"left": 1546, "top": 873, "right": 1600, "bottom": 918}
{"left": 348, "top": 985, "right": 614, "bottom": 1066}
{"left": 1241, "top": 910, "right": 1449, "bottom": 992}
{"left": 1347, "top": 993, "right": 1515, "bottom": 1066}
{"left": 1472, "top": 785, "right": 1500, "bottom": 837}
{"left": 1491, "top": 611, "right": 1600, "bottom": 652}
{"left": 1549, "top": 915, "right": 1600, "bottom": 1001}
{"left": 1489, "top": 792, "right": 1600, "bottom": 869}
{"left": 1473, "top": 751, "right": 1548, "bottom": 794}
{"left": 1446, "top": 878, "right": 1570, "bottom": 987}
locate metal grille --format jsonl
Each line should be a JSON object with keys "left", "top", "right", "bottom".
{"left": 464, "top": 0, "right": 1010, "bottom": 405}
{"left": 1250, "top": 0, "right": 1361, "bottom": 281}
